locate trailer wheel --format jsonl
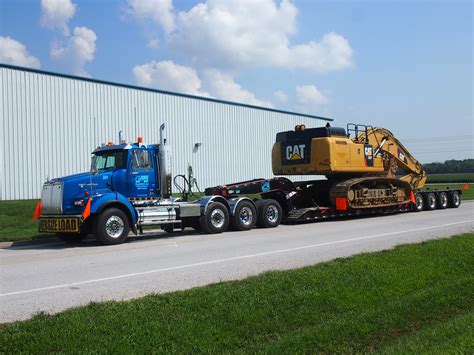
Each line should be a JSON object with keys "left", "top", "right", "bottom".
{"left": 95, "top": 208, "right": 130, "bottom": 245}
{"left": 423, "top": 192, "right": 436, "bottom": 211}
{"left": 256, "top": 199, "right": 282, "bottom": 228}
{"left": 448, "top": 191, "right": 461, "bottom": 208}
{"left": 437, "top": 192, "right": 448, "bottom": 209}
{"left": 413, "top": 192, "right": 424, "bottom": 212}
{"left": 231, "top": 201, "right": 257, "bottom": 231}
{"left": 199, "top": 202, "right": 229, "bottom": 234}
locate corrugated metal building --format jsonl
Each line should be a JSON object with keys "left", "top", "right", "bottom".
{"left": 0, "top": 64, "right": 330, "bottom": 200}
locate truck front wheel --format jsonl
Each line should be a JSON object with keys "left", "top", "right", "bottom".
{"left": 199, "top": 202, "right": 229, "bottom": 234}
{"left": 95, "top": 208, "right": 130, "bottom": 245}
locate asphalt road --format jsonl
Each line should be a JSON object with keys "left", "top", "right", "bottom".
{"left": 1, "top": 202, "right": 473, "bottom": 323}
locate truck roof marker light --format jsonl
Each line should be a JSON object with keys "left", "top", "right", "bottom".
{"left": 107, "top": 141, "right": 113, "bottom": 146}
{"left": 137, "top": 137, "right": 143, "bottom": 143}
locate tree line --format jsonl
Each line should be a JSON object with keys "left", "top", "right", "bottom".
{"left": 422, "top": 159, "right": 474, "bottom": 174}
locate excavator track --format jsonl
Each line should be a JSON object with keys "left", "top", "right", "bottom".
{"left": 329, "top": 176, "right": 412, "bottom": 209}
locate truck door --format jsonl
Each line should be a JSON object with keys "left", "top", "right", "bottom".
{"left": 127, "top": 148, "right": 158, "bottom": 198}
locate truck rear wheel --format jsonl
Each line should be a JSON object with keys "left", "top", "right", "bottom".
{"left": 95, "top": 208, "right": 130, "bottom": 245}
{"left": 437, "top": 192, "right": 448, "bottom": 209}
{"left": 448, "top": 191, "right": 461, "bottom": 208}
{"left": 423, "top": 192, "right": 436, "bottom": 211}
{"left": 256, "top": 199, "right": 282, "bottom": 228}
{"left": 199, "top": 202, "right": 229, "bottom": 234}
{"left": 231, "top": 201, "right": 257, "bottom": 231}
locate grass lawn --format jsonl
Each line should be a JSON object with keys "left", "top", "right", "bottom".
{"left": 426, "top": 173, "right": 474, "bottom": 183}
{"left": 1, "top": 234, "right": 473, "bottom": 353}
{"left": 0, "top": 199, "right": 50, "bottom": 242}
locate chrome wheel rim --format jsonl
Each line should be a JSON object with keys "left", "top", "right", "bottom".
{"left": 210, "top": 209, "right": 225, "bottom": 229}
{"left": 440, "top": 194, "right": 447, "bottom": 207}
{"left": 429, "top": 195, "right": 436, "bottom": 208}
{"left": 454, "top": 194, "right": 460, "bottom": 206}
{"left": 105, "top": 216, "right": 124, "bottom": 239}
{"left": 416, "top": 195, "right": 423, "bottom": 210}
{"left": 239, "top": 206, "right": 253, "bottom": 226}
{"left": 266, "top": 205, "right": 279, "bottom": 223}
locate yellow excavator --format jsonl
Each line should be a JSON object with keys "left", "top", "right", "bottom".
{"left": 272, "top": 123, "right": 428, "bottom": 210}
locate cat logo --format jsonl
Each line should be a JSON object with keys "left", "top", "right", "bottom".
{"left": 286, "top": 144, "right": 306, "bottom": 161}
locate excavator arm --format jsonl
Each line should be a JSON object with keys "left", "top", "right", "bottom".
{"left": 356, "top": 126, "right": 427, "bottom": 189}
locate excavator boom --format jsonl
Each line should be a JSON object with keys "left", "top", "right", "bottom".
{"left": 355, "top": 125, "right": 427, "bottom": 189}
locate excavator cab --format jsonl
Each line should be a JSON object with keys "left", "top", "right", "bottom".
{"left": 272, "top": 124, "right": 385, "bottom": 176}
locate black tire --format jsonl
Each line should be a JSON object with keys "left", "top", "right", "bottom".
{"left": 413, "top": 192, "right": 424, "bottom": 212}
{"left": 95, "top": 208, "right": 130, "bottom": 245}
{"left": 256, "top": 199, "right": 282, "bottom": 228}
{"left": 423, "top": 192, "right": 436, "bottom": 211}
{"left": 231, "top": 200, "right": 257, "bottom": 231}
{"left": 56, "top": 233, "right": 87, "bottom": 244}
{"left": 199, "top": 202, "right": 229, "bottom": 234}
{"left": 437, "top": 192, "right": 448, "bottom": 209}
{"left": 448, "top": 191, "right": 461, "bottom": 208}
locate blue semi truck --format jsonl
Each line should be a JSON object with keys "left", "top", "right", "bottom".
{"left": 36, "top": 124, "right": 282, "bottom": 245}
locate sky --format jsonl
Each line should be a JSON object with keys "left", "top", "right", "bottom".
{"left": 0, "top": 0, "right": 472, "bottom": 163}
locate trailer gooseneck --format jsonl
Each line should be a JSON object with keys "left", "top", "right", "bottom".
{"left": 34, "top": 123, "right": 462, "bottom": 245}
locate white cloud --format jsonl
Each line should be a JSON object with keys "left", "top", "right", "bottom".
{"left": 0, "top": 36, "right": 41, "bottom": 68}
{"left": 50, "top": 26, "right": 97, "bottom": 76}
{"left": 203, "top": 69, "right": 273, "bottom": 107}
{"left": 40, "top": 0, "right": 76, "bottom": 35}
{"left": 126, "top": 0, "right": 175, "bottom": 34}
{"left": 274, "top": 90, "right": 288, "bottom": 104}
{"left": 147, "top": 38, "right": 159, "bottom": 49}
{"left": 132, "top": 60, "right": 209, "bottom": 96}
{"left": 296, "top": 84, "right": 328, "bottom": 112}
{"left": 290, "top": 33, "right": 353, "bottom": 72}
{"left": 131, "top": 60, "right": 271, "bottom": 106}
{"left": 169, "top": 0, "right": 353, "bottom": 72}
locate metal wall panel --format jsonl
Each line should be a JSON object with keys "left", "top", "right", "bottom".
{"left": 0, "top": 66, "right": 328, "bottom": 200}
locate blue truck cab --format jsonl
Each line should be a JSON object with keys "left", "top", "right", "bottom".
{"left": 36, "top": 124, "right": 263, "bottom": 245}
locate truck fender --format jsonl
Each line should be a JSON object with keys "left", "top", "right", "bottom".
{"left": 90, "top": 192, "right": 139, "bottom": 224}
{"left": 195, "top": 195, "right": 231, "bottom": 214}
{"left": 227, "top": 197, "right": 256, "bottom": 216}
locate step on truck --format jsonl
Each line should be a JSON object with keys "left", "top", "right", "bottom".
{"left": 34, "top": 123, "right": 462, "bottom": 245}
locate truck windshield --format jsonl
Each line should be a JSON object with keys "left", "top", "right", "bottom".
{"left": 91, "top": 151, "right": 127, "bottom": 172}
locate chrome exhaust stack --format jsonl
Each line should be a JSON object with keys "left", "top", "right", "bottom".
{"left": 159, "top": 123, "right": 172, "bottom": 199}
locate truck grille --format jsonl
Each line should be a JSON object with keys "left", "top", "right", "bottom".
{"left": 41, "top": 182, "right": 64, "bottom": 215}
